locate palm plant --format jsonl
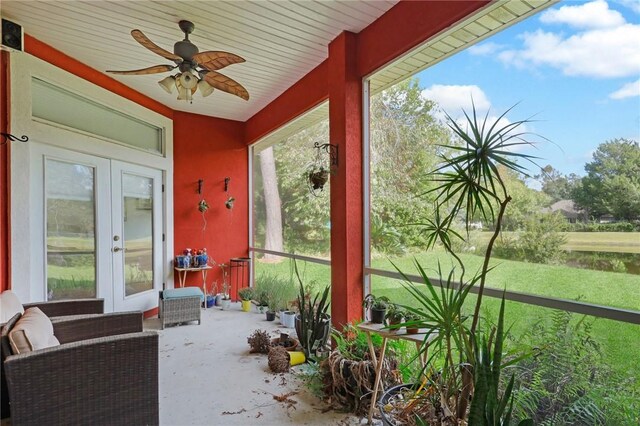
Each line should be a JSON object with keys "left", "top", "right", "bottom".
{"left": 392, "top": 102, "right": 540, "bottom": 422}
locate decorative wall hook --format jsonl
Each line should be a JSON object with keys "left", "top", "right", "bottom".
{"left": 198, "top": 179, "right": 204, "bottom": 194}
{"left": 313, "top": 142, "right": 338, "bottom": 168}
{"left": 224, "top": 177, "right": 231, "bottom": 192}
{"left": 1, "top": 133, "right": 29, "bottom": 145}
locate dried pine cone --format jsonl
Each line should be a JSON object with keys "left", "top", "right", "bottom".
{"left": 247, "top": 329, "right": 271, "bottom": 354}
{"left": 268, "top": 346, "right": 290, "bottom": 373}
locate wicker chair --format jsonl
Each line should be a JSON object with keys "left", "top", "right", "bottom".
{"left": 22, "top": 298, "right": 104, "bottom": 317}
{"left": 159, "top": 290, "right": 202, "bottom": 329}
{"left": 1, "top": 312, "right": 158, "bottom": 425}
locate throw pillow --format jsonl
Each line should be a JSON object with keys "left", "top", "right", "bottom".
{"left": 8, "top": 307, "right": 60, "bottom": 354}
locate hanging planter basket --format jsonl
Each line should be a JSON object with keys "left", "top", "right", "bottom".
{"left": 308, "top": 168, "right": 329, "bottom": 191}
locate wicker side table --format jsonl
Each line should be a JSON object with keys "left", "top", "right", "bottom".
{"left": 159, "top": 290, "right": 202, "bottom": 329}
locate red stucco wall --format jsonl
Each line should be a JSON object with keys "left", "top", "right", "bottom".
{"left": 172, "top": 111, "right": 248, "bottom": 295}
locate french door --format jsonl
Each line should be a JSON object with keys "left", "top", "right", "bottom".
{"left": 34, "top": 144, "right": 164, "bottom": 312}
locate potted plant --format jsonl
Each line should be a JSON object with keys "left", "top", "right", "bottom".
{"left": 362, "top": 294, "right": 390, "bottom": 324}
{"left": 220, "top": 281, "right": 231, "bottom": 310}
{"left": 270, "top": 332, "right": 299, "bottom": 351}
{"left": 225, "top": 196, "right": 235, "bottom": 210}
{"left": 238, "top": 287, "right": 254, "bottom": 312}
{"left": 254, "top": 288, "right": 268, "bottom": 313}
{"left": 402, "top": 311, "right": 420, "bottom": 335}
{"left": 379, "top": 104, "right": 538, "bottom": 423}
{"left": 266, "top": 292, "right": 278, "bottom": 321}
{"left": 307, "top": 165, "right": 329, "bottom": 191}
{"left": 385, "top": 303, "right": 404, "bottom": 328}
{"left": 280, "top": 310, "right": 296, "bottom": 328}
{"left": 293, "top": 262, "right": 331, "bottom": 358}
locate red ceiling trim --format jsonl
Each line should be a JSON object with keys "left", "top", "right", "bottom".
{"left": 356, "top": 0, "right": 490, "bottom": 77}
{"left": 243, "top": 60, "right": 328, "bottom": 145}
{"left": 24, "top": 35, "right": 174, "bottom": 119}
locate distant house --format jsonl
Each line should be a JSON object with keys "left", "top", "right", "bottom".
{"left": 598, "top": 214, "right": 615, "bottom": 224}
{"left": 541, "top": 199, "right": 587, "bottom": 223}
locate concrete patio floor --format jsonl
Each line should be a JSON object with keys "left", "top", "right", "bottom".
{"left": 145, "top": 303, "right": 364, "bottom": 425}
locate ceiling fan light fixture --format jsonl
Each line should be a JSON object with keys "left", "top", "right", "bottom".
{"left": 198, "top": 79, "right": 215, "bottom": 97}
{"left": 179, "top": 71, "right": 197, "bottom": 90}
{"left": 176, "top": 86, "right": 188, "bottom": 101}
{"left": 158, "top": 75, "right": 175, "bottom": 94}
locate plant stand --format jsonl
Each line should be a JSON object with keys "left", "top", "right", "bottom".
{"left": 357, "top": 322, "right": 436, "bottom": 424}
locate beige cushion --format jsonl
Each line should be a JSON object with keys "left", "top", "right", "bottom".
{"left": 8, "top": 307, "right": 60, "bottom": 354}
{"left": 0, "top": 290, "right": 25, "bottom": 323}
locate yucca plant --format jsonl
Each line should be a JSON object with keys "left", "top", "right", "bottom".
{"left": 389, "top": 102, "right": 541, "bottom": 422}
{"left": 393, "top": 261, "right": 474, "bottom": 418}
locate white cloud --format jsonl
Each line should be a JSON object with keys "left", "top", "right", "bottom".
{"left": 499, "top": 24, "right": 640, "bottom": 78}
{"left": 420, "top": 84, "right": 534, "bottom": 153}
{"left": 421, "top": 84, "right": 491, "bottom": 116}
{"left": 540, "top": 0, "right": 625, "bottom": 29}
{"left": 468, "top": 42, "right": 504, "bottom": 56}
{"left": 617, "top": 0, "right": 640, "bottom": 14}
{"left": 609, "top": 78, "right": 640, "bottom": 99}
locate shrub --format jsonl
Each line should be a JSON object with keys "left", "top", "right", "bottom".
{"left": 494, "top": 213, "right": 566, "bottom": 264}
{"left": 512, "top": 310, "right": 605, "bottom": 424}
{"left": 519, "top": 213, "right": 567, "bottom": 264}
{"left": 564, "top": 221, "right": 640, "bottom": 232}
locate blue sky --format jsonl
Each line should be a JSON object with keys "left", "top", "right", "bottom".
{"left": 416, "top": 0, "right": 640, "bottom": 178}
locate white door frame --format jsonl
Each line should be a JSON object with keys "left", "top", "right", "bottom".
{"left": 9, "top": 51, "right": 174, "bottom": 306}
{"left": 111, "top": 161, "right": 163, "bottom": 312}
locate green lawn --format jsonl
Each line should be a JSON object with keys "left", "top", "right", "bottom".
{"left": 255, "top": 253, "right": 640, "bottom": 386}
{"left": 373, "top": 251, "right": 640, "bottom": 311}
{"left": 476, "top": 231, "right": 640, "bottom": 253}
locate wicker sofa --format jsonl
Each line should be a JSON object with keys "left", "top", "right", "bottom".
{"left": 1, "top": 311, "right": 158, "bottom": 425}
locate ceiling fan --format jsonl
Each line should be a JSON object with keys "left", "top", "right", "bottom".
{"left": 107, "top": 20, "right": 249, "bottom": 103}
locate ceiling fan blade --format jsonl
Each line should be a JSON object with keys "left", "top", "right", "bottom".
{"left": 107, "top": 64, "right": 176, "bottom": 75}
{"left": 192, "top": 51, "right": 245, "bottom": 71}
{"left": 131, "top": 29, "right": 182, "bottom": 62}
{"left": 203, "top": 71, "right": 250, "bottom": 101}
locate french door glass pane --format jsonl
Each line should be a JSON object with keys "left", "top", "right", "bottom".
{"left": 123, "top": 173, "right": 154, "bottom": 296}
{"left": 46, "top": 159, "right": 96, "bottom": 300}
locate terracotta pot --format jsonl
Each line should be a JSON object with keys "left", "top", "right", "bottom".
{"left": 270, "top": 336, "right": 299, "bottom": 351}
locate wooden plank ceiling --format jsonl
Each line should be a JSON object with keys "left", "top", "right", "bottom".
{"left": 1, "top": 0, "right": 397, "bottom": 121}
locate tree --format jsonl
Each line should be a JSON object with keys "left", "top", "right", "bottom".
{"left": 370, "top": 78, "right": 451, "bottom": 249}
{"left": 497, "top": 167, "right": 550, "bottom": 231}
{"left": 535, "top": 164, "right": 580, "bottom": 204}
{"left": 573, "top": 138, "right": 640, "bottom": 220}
{"left": 259, "top": 146, "right": 284, "bottom": 259}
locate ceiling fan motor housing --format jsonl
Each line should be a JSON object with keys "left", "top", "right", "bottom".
{"left": 174, "top": 40, "right": 198, "bottom": 61}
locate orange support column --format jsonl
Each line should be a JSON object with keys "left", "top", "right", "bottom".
{"left": 329, "top": 32, "right": 363, "bottom": 328}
